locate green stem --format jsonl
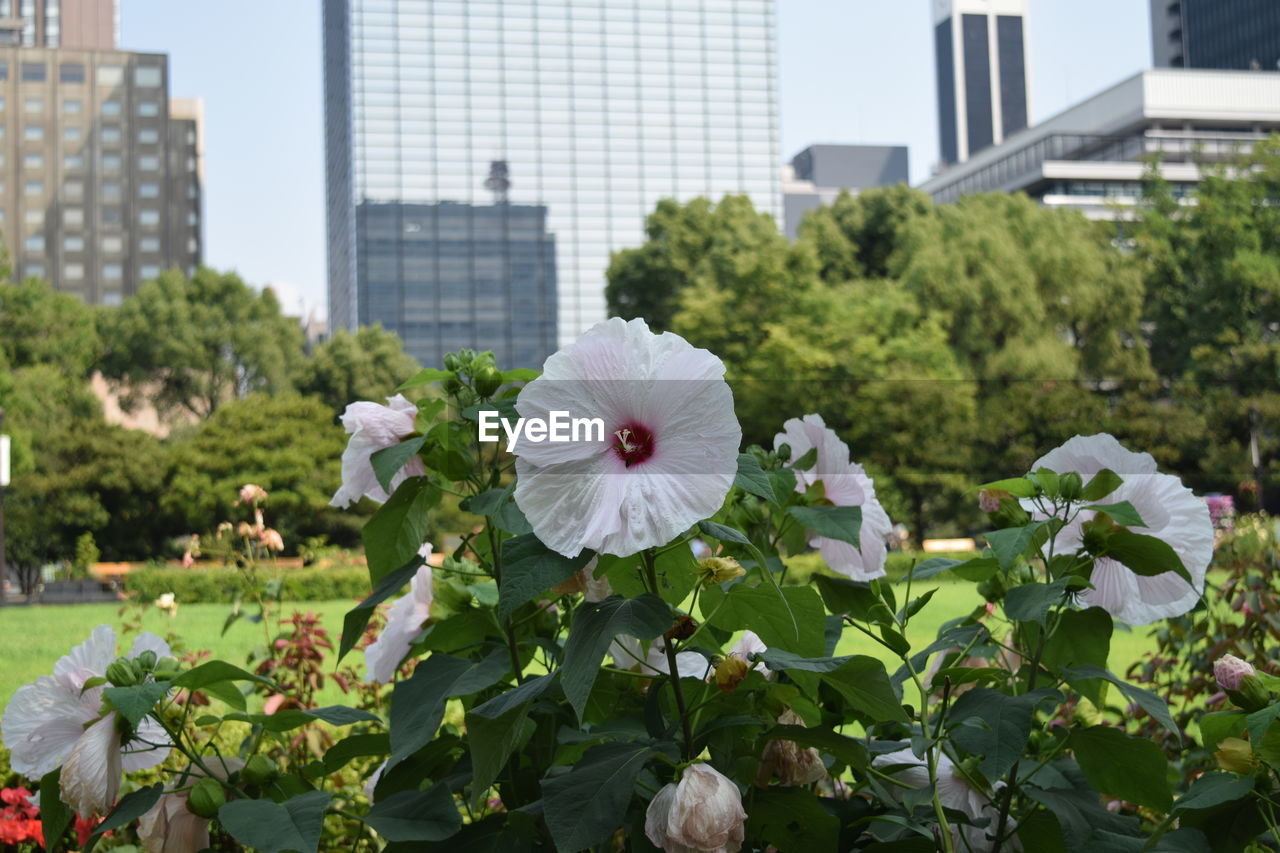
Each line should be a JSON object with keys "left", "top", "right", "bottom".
{"left": 487, "top": 524, "right": 525, "bottom": 684}
{"left": 642, "top": 549, "right": 695, "bottom": 761}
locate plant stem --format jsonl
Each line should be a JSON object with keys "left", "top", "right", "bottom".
{"left": 486, "top": 524, "right": 524, "bottom": 684}
{"left": 641, "top": 549, "right": 695, "bottom": 761}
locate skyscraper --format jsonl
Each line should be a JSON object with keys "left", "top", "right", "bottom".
{"left": 0, "top": 0, "right": 118, "bottom": 49}
{"left": 323, "top": 0, "right": 781, "bottom": 369}
{"left": 932, "top": 0, "right": 1030, "bottom": 166}
{"left": 1151, "top": 0, "right": 1280, "bottom": 71}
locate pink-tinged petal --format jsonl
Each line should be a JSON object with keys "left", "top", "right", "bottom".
{"left": 121, "top": 716, "right": 172, "bottom": 772}
{"left": 138, "top": 791, "right": 211, "bottom": 853}
{"left": 514, "top": 456, "right": 629, "bottom": 557}
{"left": 1033, "top": 433, "right": 1158, "bottom": 479}
{"left": 666, "top": 764, "right": 747, "bottom": 853}
{"left": 330, "top": 395, "right": 422, "bottom": 508}
{"left": 61, "top": 713, "right": 122, "bottom": 817}
{"left": 54, "top": 625, "right": 116, "bottom": 690}
{"left": 127, "top": 633, "right": 173, "bottom": 662}
{"left": 365, "top": 565, "right": 434, "bottom": 683}
{"left": 643, "top": 783, "right": 683, "bottom": 852}
{"left": 2, "top": 675, "right": 99, "bottom": 779}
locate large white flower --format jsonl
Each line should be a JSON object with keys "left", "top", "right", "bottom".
{"left": 1031, "top": 433, "right": 1213, "bottom": 626}
{"left": 330, "top": 394, "right": 425, "bottom": 508}
{"left": 644, "top": 763, "right": 747, "bottom": 853}
{"left": 365, "top": 545, "right": 434, "bottom": 684}
{"left": 513, "top": 318, "right": 741, "bottom": 558}
{"left": 2, "top": 626, "right": 173, "bottom": 816}
{"left": 873, "top": 747, "right": 1013, "bottom": 850}
{"left": 774, "top": 414, "right": 892, "bottom": 581}
{"left": 610, "top": 636, "right": 709, "bottom": 681}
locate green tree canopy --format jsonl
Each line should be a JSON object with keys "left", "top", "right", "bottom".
{"left": 796, "top": 184, "right": 933, "bottom": 282}
{"left": 295, "top": 324, "right": 419, "bottom": 414}
{"left": 97, "top": 268, "right": 306, "bottom": 419}
{"left": 0, "top": 278, "right": 101, "bottom": 377}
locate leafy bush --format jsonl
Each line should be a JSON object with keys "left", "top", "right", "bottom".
{"left": 123, "top": 564, "right": 374, "bottom": 604}
{"left": 784, "top": 549, "right": 978, "bottom": 585}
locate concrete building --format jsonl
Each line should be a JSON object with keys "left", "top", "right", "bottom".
{"left": 323, "top": 0, "right": 781, "bottom": 368}
{"left": 782, "top": 144, "right": 909, "bottom": 238}
{"left": 1151, "top": 0, "right": 1280, "bottom": 71}
{"left": 932, "top": 0, "right": 1030, "bottom": 166}
{"left": 0, "top": 47, "right": 203, "bottom": 304}
{"left": 0, "top": 0, "right": 118, "bottom": 49}
{"left": 916, "top": 69, "right": 1280, "bottom": 219}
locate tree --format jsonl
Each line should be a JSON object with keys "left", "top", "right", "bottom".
{"left": 797, "top": 184, "right": 933, "bottom": 282}
{"left": 0, "top": 278, "right": 101, "bottom": 377}
{"left": 97, "top": 268, "right": 306, "bottom": 419}
{"left": 295, "top": 325, "right": 419, "bottom": 414}
{"left": 163, "top": 393, "right": 361, "bottom": 549}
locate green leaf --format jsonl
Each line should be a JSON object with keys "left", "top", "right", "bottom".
{"left": 103, "top": 681, "right": 170, "bottom": 727}
{"left": 788, "top": 505, "right": 862, "bottom": 548}
{"left": 821, "top": 657, "right": 909, "bottom": 723}
{"left": 745, "top": 788, "right": 840, "bottom": 851}
{"left": 1004, "top": 577, "right": 1073, "bottom": 626}
{"left": 698, "top": 519, "right": 751, "bottom": 545}
{"left": 390, "top": 651, "right": 509, "bottom": 765}
{"left": 84, "top": 783, "right": 165, "bottom": 853}
{"left": 949, "top": 688, "right": 1060, "bottom": 779}
{"left": 470, "top": 672, "right": 557, "bottom": 719}
{"left": 1198, "top": 711, "right": 1246, "bottom": 752}
{"left": 561, "top": 594, "right": 671, "bottom": 721}
{"left": 39, "top": 769, "right": 73, "bottom": 852}
{"left": 172, "top": 661, "right": 272, "bottom": 690}
{"left": 1103, "top": 530, "right": 1193, "bottom": 585}
{"left": 467, "top": 705, "right": 537, "bottom": 797}
{"left": 734, "top": 453, "right": 777, "bottom": 505}
{"left": 365, "top": 786, "right": 463, "bottom": 842}
{"left": 976, "top": 477, "right": 1039, "bottom": 498}
{"left": 501, "top": 367, "right": 540, "bottom": 383}
{"left": 363, "top": 476, "right": 437, "bottom": 584}
{"left": 813, "top": 575, "right": 879, "bottom": 620}
{"left": 397, "top": 367, "right": 452, "bottom": 391}
{"left": 461, "top": 398, "right": 519, "bottom": 424}
{"left": 1080, "top": 469, "right": 1123, "bottom": 502}
{"left": 1042, "top": 608, "right": 1112, "bottom": 702}
{"left": 984, "top": 522, "right": 1044, "bottom": 572}
{"left": 541, "top": 741, "right": 656, "bottom": 853}
{"left": 1082, "top": 501, "right": 1146, "bottom": 528}
{"left": 463, "top": 484, "right": 531, "bottom": 535}
{"left": 1173, "top": 772, "right": 1254, "bottom": 813}
{"left": 220, "top": 705, "right": 380, "bottom": 733}
{"left": 758, "top": 648, "right": 852, "bottom": 673}
{"left": 702, "top": 583, "right": 826, "bottom": 657}
{"left": 371, "top": 435, "right": 428, "bottom": 494}
{"left": 1070, "top": 725, "right": 1173, "bottom": 811}
{"left": 218, "top": 790, "right": 332, "bottom": 853}
{"left": 338, "top": 560, "right": 423, "bottom": 661}
{"left": 498, "top": 534, "right": 594, "bottom": 620}
{"left": 323, "top": 732, "right": 390, "bottom": 773}
{"left": 1061, "top": 665, "right": 1181, "bottom": 741}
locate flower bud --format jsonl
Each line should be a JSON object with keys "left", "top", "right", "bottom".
{"left": 443, "top": 353, "right": 461, "bottom": 371}
{"left": 475, "top": 366, "right": 503, "bottom": 398}
{"left": 186, "top": 778, "right": 225, "bottom": 819}
{"left": 698, "top": 556, "right": 745, "bottom": 586}
{"left": 443, "top": 374, "right": 463, "bottom": 395}
{"left": 776, "top": 443, "right": 791, "bottom": 463}
{"left": 1058, "top": 472, "right": 1083, "bottom": 502}
{"left": 1214, "top": 654, "right": 1256, "bottom": 692}
{"left": 1215, "top": 737, "right": 1256, "bottom": 775}
{"left": 135, "top": 650, "right": 158, "bottom": 672}
{"left": 714, "top": 656, "right": 750, "bottom": 694}
{"left": 241, "top": 755, "right": 280, "bottom": 786}
{"left": 644, "top": 764, "right": 746, "bottom": 853}
{"left": 105, "top": 659, "right": 138, "bottom": 687}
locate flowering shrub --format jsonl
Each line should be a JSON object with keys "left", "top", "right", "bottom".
{"left": 0, "top": 319, "right": 1254, "bottom": 852}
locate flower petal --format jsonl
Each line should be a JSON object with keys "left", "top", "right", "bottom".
{"left": 61, "top": 713, "right": 123, "bottom": 817}
{"left": 365, "top": 565, "right": 434, "bottom": 683}
{"left": 54, "top": 625, "right": 116, "bottom": 690}
{"left": 2, "top": 675, "right": 99, "bottom": 779}
{"left": 128, "top": 633, "right": 173, "bottom": 662}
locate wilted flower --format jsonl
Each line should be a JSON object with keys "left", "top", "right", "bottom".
{"left": 699, "top": 556, "right": 745, "bottom": 585}
{"left": 258, "top": 528, "right": 285, "bottom": 552}
{"left": 1214, "top": 654, "right": 1256, "bottom": 692}
{"left": 365, "top": 545, "right": 434, "bottom": 684}
{"left": 549, "top": 559, "right": 613, "bottom": 602}
{"left": 714, "top": 656, "right": 749, "bottom": 693}
{"left": 2, "top": 627, "right": 173, "bottom": 817}
{"left": 137, "top": 757, "right": 243, "bottom": 853}
{"left": 728, "top": 630, "right": 772, "bottom": 679}
{"left": 774, "top": 414, "right": 893, "bottom": 581}
{"left": 978, "top": 489, "right": 1007, "bottom": 514}
{"left": 645, "top": 763, "right": 746, "bottom": 853}
{"left": 873, "top": 747, "right": 1011, "bottom": 850}
{"left": 1030, "top": 433, "right": 1213, "bottom": 626}
{"left": 512, "top": 317, "right": 741, "bottom": 558}
{"left": 330, "top": 395, "right": 425, "bottom": 508}
{"left": 757, "top": 709, "right": 827, "bottom": 786}
{"left": 237, "top": 484, "right": 268, "bottom": 506}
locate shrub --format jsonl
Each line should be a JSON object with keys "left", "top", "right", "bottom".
{"left": 783, "top": 549, "right": 979, "bottom": 586}
{"left": 123, "top": 564, "right": 373, "bottom": 604}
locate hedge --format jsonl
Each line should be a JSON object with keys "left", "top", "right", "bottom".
{"left": 782, "top": 550, "right": 979, "bottom": 586}
{"left": 123, "top": 565, "right": 373, "bottom": 604}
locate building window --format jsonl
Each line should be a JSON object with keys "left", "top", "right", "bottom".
{"left": 186, "top": 237, "right": 198, "bottom": 253}
{"left": 101, "top": 206, "right": 123, "bottom": 224}
{"left": 186, "top": 212, "right": 198, "bottom": 226}
{"left": 134, "top": 66, "right": 161, "bottom": 87}
{"left": 101, "top": 100, "right": 121, "bottom": 116}
{"left": 64, "top": 263, "right": 84, "bottom": 280}
{"left": 22, "top": 97, "right": 41, "bottom": 113}
{"left": 138, "top": 154, "right": 159, "bottom": 170}
{"left": 103, "top": 291, "right": 122, "bottom": 307}
{"left": 139, "top": 182, "right": 159, "bottom": 198}
{"left": 139, "top": 236, "right": 160, "bottom": 252}
{"left": 63, "top": 125, "right": 82, "bottom": 141}
{"left": 102, "top": 235, "right": 123, "bottom": 253}
{"left": 101, "top": 153, "right": 121, "bottom": 171}
{"left": 23, "top": 179, "right": 41, "bottom": 196}
{"left": 64, "top": 179, "right": 83, "bottom": 199}
{"left": 25, "top": 262, "right": 44, "bottom": 278}
{"left": 64, "top": 235, "right": 84, "bottom": 251}
{"left": 101, "top": 127, "right": 121, "bottom": 144}
{"left": 22, "top": 152, "right": 41, "bottom": 169}
{"left": 96, "top": 65, "right": 124, "bottom": 86}
{"left": 0, "top": 61, "right": 8, "bottom": 81}
{"left": 59, "top": 62, "right": 85, "bottom": 83}
{"left": 101, "top": 181, "right": 122, "bottom": 201}
{"left": 63, "top": 153, "right": 82, "bottom": 170}
{"left": 139, "top": 264, "right": 160, "bottom": 279}
{"left": 62, "top": 98, "right": 81, "bottom": 115}
{"left": 20, "top": 62, "right": 45, "bottom": 82}
{"left": 186, "top": 157, "right": 196, "bottom": 172}
{"left": 102, "top": 263, "right": 123, "bottom": 280}
{"left": 23, "top": 209, "right": 41, "bottom": 225}
{"left": 23, "top": 124, "right": 42, "bottom": 141}
{"left": 24, "top": 235, "right": 43, "bottom": 252}
{"left": 139, "top": 209, "right": 160, "bottom": 226}
{"left": 63, "top": 208, "right": 83, "bottom": 226}
{"left": 0, "top": 96, "right": 5, "bottom": 111}
{"left": 138, "top": 127, "right": 159, "bottom": 144}
{"left": 137, "top": 100, "right": 160, "bottom": 118}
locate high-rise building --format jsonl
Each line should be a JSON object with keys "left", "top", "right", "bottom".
{"left": 0, "top": 0, "right": 118, "bottom": 49}
{"left": 0, "top": 47, "right": 203, "bottom": 304}
{"left": 782, "top": 144, "right": 909, "bottom": 238}
{"left": 932, "top": 0, "right": 1030, "bottom": 166}
{"left": 323, "top": 0, "right": 781, "bottom": 369}
{"left": 1151, "top": 0, "right": 1280, "bottom": 71}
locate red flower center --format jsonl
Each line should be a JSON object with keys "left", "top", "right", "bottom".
{"left": 612, "top": 422, "right": 656, "bottom": 467}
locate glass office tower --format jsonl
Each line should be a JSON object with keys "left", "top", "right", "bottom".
{"left": 1151, "top": 0, "right": 1280, "bottom": 71}
{"left": 323, "top": 0, "right": 780, "bottom": 368}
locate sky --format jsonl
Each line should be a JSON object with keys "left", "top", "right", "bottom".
{"left": 120, "top": 1, "right": 1152, "bottom": 320}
